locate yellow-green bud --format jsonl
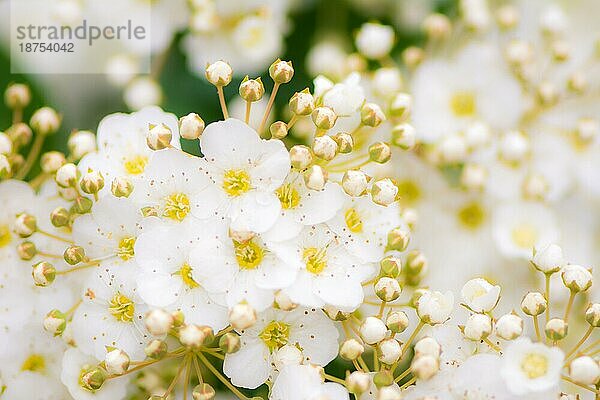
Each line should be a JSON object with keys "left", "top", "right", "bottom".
{"left": 51, "top": 207, "right": 71, "bottom": 227}
{"left": 80, "top": 170, "right": 105, "bottom": 194}
{"left": 219, "top": 332, "right": 241, "bottom": 354}
{"left": 270, "top": 121, "right": 288, "bottom": 139}
{"left": 333, "top": 132, "right": 353, "bottom": 153}
{"left": 14, "top": 213, "right": 36, "bottom": 237}
{"left": 368, "top": 141, "right": 391, "bottom": 163}
{"left": 80, "top": 367, "right": 107, "bottom": 391}
{"left": 72, "top": 197, "right": 93, "bottom": 214}
{"left": 386, "top": 227, "right": 410, "bottom": 252}
{"left": 111, "top": 177, "right": 134, "bottom": 198}
{"left": 545, "top": 318, "right": 568, "bottom": 341}
{"left": 5, "top": 83, "right": 31, "bottom": 109}
{"left": 373, "top": 370, "right": 394, "bottom": 388}
{"left": 192, "top": 383, "right": 216, "bottom": 400}
{"left": 32, "top": 261, "right": 56, "bottom": 286}
{"left": 380, "top": 256, "right": 402, "bottom": 278}
{"left": 145, "top": 339, "right": 168, "bottom": 359}
{"left": 239, "top": 76, "right": 265, "bottom": 102}
{"left": 17, "top": 241, "right": 37, "bottom": 260}
{"left": 386, "top": 311, "right": 409, "bottom": 333}
{"left": 405, "top": 250, "right": 427, "bottom": 275}
{"left": 361, "top": 103, "right": 385, "bottom": 127}
{"left": 269, "top": 59, "right": 294, "bottom": 84}
{"left": 43, "top": 309, "right": 67, "bottom": 336}
{"left": 64, "top": 245, "right": 86, "bottom": 265}
{"left": 585, "top": 303, "right": 600, "bottom": 327}
{"left": 146, "top": 123, "right": 172, "bottom": 151}
{"left": 311, "top": 107, "right": 337, "bottom": 130}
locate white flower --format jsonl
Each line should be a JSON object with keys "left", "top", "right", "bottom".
{"left": 270, "top": 224, "right": 374, "bottom": 311}
{"left": 132, "top": 148, "right": 212, "bottom": 223}
{"left": 411, "top": 43, "right": 524, "bottom": 143}
{"left": 61, "top": 348, "right": 128, "bottom": 400}
{"left": 271, "top": 364, "right": 349, "bottom": 400}
{"left": 223, "top": 307, "right": 339, "bottom": 389}
{"left": 569, "top": 356, "right": 600, "bottom": 385}
{"left": 78, "top": 107, "right": 180, "bottom": 192}
{"left": 328, "top": 196, "right": 406, "bottom": 263}
{"left": 262, "top": 171, "right": 345, "bottom": 243}
{"left": 417, "top": 290, "right": 454, "bottom": 325}
{"left": 188, "top": 232, "right": 298, "bottom": 312}
{"left": 460, "top": 278, "right": 500, "bottom": 312}
{"left": 355, "top": 23, "right": 395, "bottom": 60}
{"left": 196, "top": 119, "right": 291, "bottom": 233}
{"left": 500, "top": 337, "right": 564, "bottom": 395}
{"left": 71, "top": 267, "right": 152, "bottom": 360}
{"left": 134, "top": 221, "right": 229, "bottom": 331}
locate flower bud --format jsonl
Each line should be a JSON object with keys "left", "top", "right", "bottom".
{"left": 272, "top": 345, "right": 303, "bottom": 370}
{"left": 179, "top": 113, "right": 205, "bottom": 140}
{"left": 371, "top": 178, "right": 398, "bottom": 206}
{"left": 496, "top": 5, "right": 519, "bottom": 29}
{"left": 391, "top": 123, "right": 416, "bottom": 150}
{"left": 30, "top": 107, "right": 61, "bottom": 135}
{"left": 389, "top": 93, "right": 412, "bottom": 120}
{"left": 561, "top": 265, "right": 593, "bottom": 292}
{"left": 289, "top": 145, "right": 313, "bottom": 170}
{"left": 64, "top": 245, "right": 86, "bottom": 265}
{"left": 369, "top": 142, "right": 391, "bottom": 164}
{"left": 193, "top": 383, "right": 216, "bottom": 400}
{"left": 17, "top": 241, "right": 37, "bottom": 260}
{"left": 386, "top": 228, "right": 410, "bottom": 252}
{"left": 386, "top": 311, "right": 409, "bottom": 333}
{"left": 377, "top": 338, "right": 402, "bottom": 364}
{"left": 289, "top": 89, "right": 314, "bottom": 115}
{"left": 205, "top": 61, "right": 233, "bottom": 86}
{"left": 80, "top": 169, "right": 105, "bottom": 194}
{"left": 461, "top": 164, "right": 487, "bottom": 191}
{"left": 68, "top": 130, "right": 96, "bottom": 160}
{"left": 530, "top": 243, "right": 563, "bottom": 274}
{"left": 147, "top": 123, "right": 172, "bottom": 150}
{"left": 0, "top": 154, "right": 10, "bottom": 178}
{"left": 361, "top": 103, "right": 385, "bottom": 127}
{"left": 346, "top": 371, "right": 370, "bottom": 394}
{"left": 80, "top": 367, "right": 107, "bottom": 391}
{"left": 424, "top": 13, "right": 452, "bottom": 39}
{"left": 269, "top": 59, "right": 294, "bottom": 84}
{"left": 405, "top": 250, "right": 428, "bottom": 276}
{"left": 274, "top": 290, "right": 297, "bottom": 311}
{"left": 378, "top": 256, "right": 401, "bottom": 279}
{"left": 340, "top": 339, "right": 364, "bottom": 361}
{"left": 44, "top": 309, "right": 66, "bottom": 336}
{"left": 0, "top": 133, "right": 12, "bottom": 155}
{"left": 378, "top": 385, "right": 402, "bottom": 400}
{"left": 355, "top": 22, "right": 394, "bottom": 60}
{"left": 145, "top": 339, "right": 168, "bottom": 359}
{"left": 5, "top": 83, "right": 31, "bottom": 109}
{"left": 545, "top": 318, "right": 568, "bottom": 341}
{"left": 463, "top": 313, "right": 492, "bottom": 341}
{"left": 461, "top": 278, "right": 500, "bottom": 313}
{"left": 55, "top": 163, "right": 78, "bottom": 187}
{"left": 105, "top": 349, "right": 130, "bottom": 376}
{"left": 373, "top": 370, "right": 394, "bottom": 388}
{"left": 7, "top": 123, "right": 32, "bottom": 148}
{"left": 311, "top": 107, "right": 337, "bottom": 130}
{"left": 145, "top": 309, "right": 173, "bottom": 336}
{"left": 40, "top": 151, "right": 66, "bottom": 174}
{"left": 219, "top": 332, "right": 241, "bottom": 354}
{"left": 411, "top": 355, "right": 439, "bottom": 380}
{"left": 375, "top": 277, "right": 402, "bottom": 302}
{"left": 342, "top": 170, "right": 368, "bottom": 197}
{"left": 239, "top": 77, "right": 265, "bottom": 103}
{"left": 50, "top": 207, "right": 71, "bottom": 227}
{"left": 585, "top": 303, "right": 600, "bottom": 327}
{"left": 303, "top": 165, "right": 327, "bottom": 191}
{"left": 569, "top": 356, "right": 600, "bottom": 385}
{"left": 360, "top": 316, "right": 387, "bottom": 345}
{"left": 312, "top": 135, "right": 338, "bottom": 161}
{"left": 32, "top": 261, "right": 56, "bottom": 286}
{"left": 323, "top": 305, "right": 350, "bottom": 321}
{"left": 414, "top": 337, "right": 441, "bottom": 358}
{"left": 229, "top": 303, "right": 256, "bottom": 330}
{"left": 73, "top": 196, "right": 93, "bottom": 214}
{"left": 111, "top": 177, "right": 134, "bottom": 198}
{"left": 332, "top": 132, "right": 353, "bottom": 154}
{"left": 417, "top": 290, "right": 454, "bottom": 325}
{"left": 402, "top": 46, "right": 424, "bottom": 69}
{"left": 270, "top": 121, "right": 288, "bottom": 139}
{"left": 521, "top": 292, "right": 547, "bottom": 316}
{"left": 14, "top": 213, "right": 36, "bottom": 237}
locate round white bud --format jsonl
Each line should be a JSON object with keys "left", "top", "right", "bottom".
{"left": 239, "top": 77, "right": 264, "bottom": 102}
{"left": 372, "top": 68, "right": 403, "bottom": 99}
{"left": 569, "top": 356, "right": 600, "bottom": 385}
{"left": 68, "top": 130, "right": 96, "bottom": 160}
{"left": 545, "top": 318, "right": 568, "bottom": 341}
{"left": 495, "top": 314, "right": 523, "bottom": 340}
{"left": 55, "top": 163, "right": 78, "bottom": 188}
{"left": 0, "top": 133, "right": 12, "bottom": 155}
{"left": 229, "top": 303, "right": 256, "bottom": 330}
{"left": 80, "top": 169, "right": 104, "bottom": 194}
{"left": 390, "top": 94, "right": 412, "bottom": 120}
{"left": 423, "top": 13, "right": 452, "bottom": 39}
{"left": 377, "top": 338, "right": 402, "bottom": 364}
{"left": 312, "top": 135, "right": 338, "bottom": 161}
{"left": 531, "top": 243, "right": 563, "bottom": 274}
{"left": 5, "top": 83, "right": 31, "bottom": 109}
{"left": 179, "top": 113, "right": 205, "bottom": 140}
{"left": 521, "top": 292, "right": 547, "bottom": 316}
{"left": 147, "top": 123, "right": 173, "bottom": 151}
{"left": 346, "top": 371, "right": 370, "bottom": 394}
{"left": 340, "top": 339, "right": 364, "bottom": 361}
{"left": 461, "top": 164, "right": 487, "bottom": 191}
{"left": 414, "top": 337, "right": 441, "bottom": 358}
{"left": 269, "top": 60, "right": 294, "bottom": 84}
{"left": 377, "top": 385, "right": 402, "bottom": 400}
{"left": 205, "top": 61, "right": 233, "bottom": 86}
{"left": 289, "top": 90, "right": 315, "bottom": 116}
{"left": 355, "top": 23, "right": 395, "bottom": 60}
{"left": 361, "top": 103, "right": 386, "bottom": 127}
{"left": 342, "top": 170, "right": 369, "bottom": 197}
{"left": 360, "top": 316, "right": 388, "bottom": 345}
{"left": 145, "top": 309, "right": 174, "bottom": 336}
{"left": 105, "top": 349, "right": 130, "bottom": 375}
{"left": 371, "top": 178, "right": 398, "bottom": 206}
{"left": 30, "top": 107, "right": 61, "bottom": 135}
{"left": 311, "top": 107, "right": 337, "bottom": 130}
{"left": 111, "top": 177, "right": 134, "bottom": 198}
{"left": 386, "top": 311, "right": 409, "bottom": 333}
{"left": 303, "top": 165, "right": 328, "bottom": 191}
{"left": 179, "top": 324, "right": 207, "bottom": 348}
{"left": 374, "top": 277, "right": 402, "bottom": 302}
{"left": 463, "top": 313, "right": 492, "bottom": 341}
{"left": 289, "top": 145, "right": 313, "bottom": 170}
{"left": 416, "top": 290, "right": 454, "bottom": 325}
{"left": 585, "top": 303, "right": 600, "bottom": 327}
{"left": 411, "top": 355, "right": 439, "bottom": 380}
{"left": 439, "top": 134, "right": 467, "bottom": 163}
{"left": 40, "top": 151, "right": 66, "bottom": 174}
{"left": 561, "top": 265, "right": 593, "bottom": 292}
{"left": 14, "top": 213, "right": 36, "bottom": 237}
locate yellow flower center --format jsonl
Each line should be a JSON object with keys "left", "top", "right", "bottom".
{"left": 0, "top": 224, "right": 12, "bottom": 248}
{"left": 163, "top": 193, "right": 190, "bottom": 222}
{"left": 117, "top": 236, "right": 136, "bottom": 260}
{"left": 450, "top": 91, "right": 476, "bottom": 117}
{"left": 123, "top": 155, "right": 148, "bottom": 175}
{"left": 21, "top": 354, "right": 46, "bottom": 373}
{"left": 259, "top": 320, "right": 290, "bottom": 352}
{"left": 303, "top": 247, "right": 328, "bottom": 274}
{"left": 520, "top": 353, "right": 548, "bottom": 379}
{"left": 177, "top": 263, "right": 199, "bottom": 288}
{"left": 511, "top": 223, "right": 538, "bottom": 249}
{"left": 457, "top": 202, "right": 486, "bottom": 230}
{"left": 396, "top": 180, "right": 421, "bottom": 206}
{"left": 242, "top": 25, "right": 265, "bottom": 48}
{"left": 108, "top": 292, "right": 135, "bottom": 322}
{"left": 223, "top": 169, "right": 252, "bottom": 197}
{"left": 344, "top": 208, "right": 363, "bottom": 233}
{"left": 276, "top": 184, "right": 301, "bottom": 209}
{"left": 234, "top": 240, "right": 265, "bottom": 270}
